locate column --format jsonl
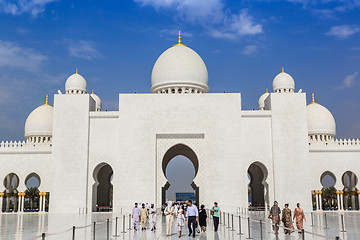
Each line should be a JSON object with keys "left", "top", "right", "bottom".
{"left": 315, "top": 191, "right": 319, "bottom": 210}
{"left": 336, "top": 191, "right": 340, "bottom": 210}
{"left": 42, "top": 192, "right": 47, "bottom": 212}
{"left": 357, "top": 191, "right": 360, "bottom": 210}
{"left": 339, "top": 191, "right": 344, "bottom": 210}
{"left": 17, "top": 193, "right": 22, "bottom": 212}
{"left": 0, "top": 193, "right": 3, "bottom": 213}
{"left": 319, "top": 190, "right": 323, "bottom": 210}
{"left": 39, "top": 192, "right": 43, "bottom": 212}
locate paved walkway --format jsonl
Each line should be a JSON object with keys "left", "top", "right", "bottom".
{"left": 0, "top": 211, "right": 358, "bottom": 239}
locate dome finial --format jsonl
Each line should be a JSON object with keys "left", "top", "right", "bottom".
{"left": 92, "top": 89, "right": 94, "bottom": 94}
{"left": 282, "top": 66, "right": 284, "bottom": 73}
{"left": 266, "top": 88, "right": 268, "bottom": 93}
{"left": 312, "top": 93, "right": 315, "bottom": 104}
{"left": 76, "top": 68, "right": 78, "bottom": 74}
{"left": 43, "top": 95, "right": 51, "bottom": 106}
{"left": 173, "top": 31, "right": 186, "bottom": 47}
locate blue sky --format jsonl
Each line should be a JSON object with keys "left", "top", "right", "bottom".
{"left": 1, "top": 0, "right": 360, "bottom": 141}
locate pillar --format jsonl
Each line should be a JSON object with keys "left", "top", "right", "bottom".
{"left": 339, "top": 191, "right": 344, "bottom": 210}
{"left": 319, "top": 190, "right": 323, "bottom": 210}
{"left": 357, "top": 191, "right": 360, "bottom": 210}
{"left": 39, "top": 192, "right": 43, "bottom": 212}
{"left": 18, "top": 193, "right": 22, "bottom": 212}
{"left": 336, "top": 191, "right": 340, "bottom": 210}
{"left": 0, "top": 193, "right": 3, "bottom": 213}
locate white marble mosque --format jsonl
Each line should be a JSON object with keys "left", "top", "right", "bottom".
{"left": 0, "top": 32, "right": 360, "bottom": 215}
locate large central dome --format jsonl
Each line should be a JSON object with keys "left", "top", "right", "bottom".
{"left": 151, "top": 32, "right": 209, "bottom": 94}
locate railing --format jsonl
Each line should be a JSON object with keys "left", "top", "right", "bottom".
{"left": 0, "top": 141, "right": 51, "bottom": 150}
{"left": 23, "top": 210, "right": 349, "bottom": 240}
{"left": 309, "top": 138, "right": 360, "bottom": 147}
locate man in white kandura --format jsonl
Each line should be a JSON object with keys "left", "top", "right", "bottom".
{"left": 149, "top": 203, "right": 157, "bottom": 231}
{"left": 164, "top": 201, "right": 175, "bottom": 236}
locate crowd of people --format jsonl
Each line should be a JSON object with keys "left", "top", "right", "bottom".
{"left": 269, "top": 201, "right": 306, "bottom": 235}
{"left": 131, "top": 200, "right": 306, "bottom": 237}
{"left": 131, "top": 201, "right": 222, "bottom": 238}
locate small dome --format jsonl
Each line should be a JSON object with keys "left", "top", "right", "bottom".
{"left": 25, "top": 96, "right": 53, "bottom": 139}
{"left": 90, "top": 90, "right": 102, "bottom": 111}
{"left": 65, "top": 70, "right": 87, "bottom": 94}
{"left": 258, "top": 89, "right": 269, "bottom": 110}
{"left": 151, "top": 32, "right": 208, "bottom": 94}
{"left": 307, "top": 95, "right": 336, "bottom": 137}
{"left": 272, "top": 68, "right": 295, "bottom": 93}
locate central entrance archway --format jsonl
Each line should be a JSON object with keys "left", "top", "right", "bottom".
{"left": 161, "top": 144, "right": 199, "bottom": 205}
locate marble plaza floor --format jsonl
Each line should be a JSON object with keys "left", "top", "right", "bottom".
{"left": 0, "top": 211, "right": 359, "bottom": 240}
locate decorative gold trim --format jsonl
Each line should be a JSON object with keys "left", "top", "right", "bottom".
{"left": 173, "top": 31, "right": 187, "bottom": 47}
{"left": 309, "top": 93, "right": 317, "bottom": 105}
{"left": 42, "top": 95, "right": 52, "bottom": 106}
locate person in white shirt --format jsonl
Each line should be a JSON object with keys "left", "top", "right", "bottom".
{"left": 164, "top": 201, "right": 175, "bottom": 236}
{"left": 177, "top": 209, "right": 185, "bottom": 238}
{"left": 149, "top": 203, "right": 157, "bottom": 231}
{"left": 185, "top": 200, "right": 199, "bottom": 238}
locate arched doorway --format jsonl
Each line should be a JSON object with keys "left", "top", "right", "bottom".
{"left": 342, "top": 171, "right": 358, "bottom": 210}
{"left": 92, "top": 163, "right": 113, "bottom": 212}
{"left": 247, "top": 162, "right": 268, "bottom": 210}
{"left": 162, "top": 144, "right": 199, "bottom": 205}
{"left": 320, "top": 171, "right": 337, "bottom": 210}
{"left": 25, "top": 173, "right": 41, "bottom": 211}
{"left": 3, "top": 173, "right": 20, "bottom": 212}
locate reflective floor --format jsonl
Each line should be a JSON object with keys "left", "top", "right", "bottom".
{"left": 0, "top": 211, "right": 359, "bottom": 240}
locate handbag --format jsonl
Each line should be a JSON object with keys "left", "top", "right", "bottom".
{"left": 195, "top": 221, "right": 200, "bottom": 233}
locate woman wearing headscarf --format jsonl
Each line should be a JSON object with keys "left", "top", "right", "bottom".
{"left": 164, "top": 201, "right": 175, "bottom": 236}
{"left": 199, "top": 205, "right": 207, "bottom": 232}
{"left": 281, "top": 203, "right": 294, "bottom": 235}
{"left": 269, "top": 201, "right": 281, "bottom": 234}
{"left": 293, "top": 203, "right": 306, "bottom": 231}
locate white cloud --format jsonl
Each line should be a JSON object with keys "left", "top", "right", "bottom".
{"left": 336, "top": 72, "right": 358, "bottom": 89}
{"left": 326, "top": 25, "right": 360, "bottom": 39}
{"left": 242, "top": 45, "right": 258, "bottom": 56}
{"left": 134, "top": 0, "right": 262, "bottom": 40}
{"left": 209, "top": 10, "right": 263, "bottom": 39}
{"left": 134, "top": 0, "right": 224, "bottom": 23}
{"left": 0, "top": 40, "right": 47, "bottom": 71}
{"left": 0, "top": 0, "right": 56, "bottom": 17}
{"left": 64, "top": 39, "right": 101, "bottom": 60}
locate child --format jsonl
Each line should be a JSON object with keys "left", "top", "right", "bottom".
{"left": 177, "top": 209, "right": 185, "bottom": 238}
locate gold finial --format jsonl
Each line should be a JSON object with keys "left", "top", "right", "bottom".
{"left": 282, "top": 67, "right": 284, "bottom": 73}
{"left": 266, "top": 88, "right": 268, "bottom": 93}
{"left": 76, "top": 68, "right": 78, "bottom": 74}
{"left": 43, "top": 95, "right": 51, "bottom": 106}
{"left": 92, "top": 89, "right": 94, "bottom": 94}
{"left": 312, "top": 93, "right": 315, "bottom": 103}
{"left": 173, "top": 31, "right": 186, "bottom": 47}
